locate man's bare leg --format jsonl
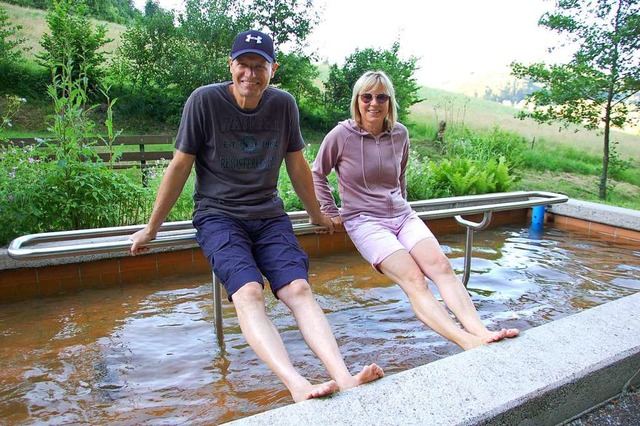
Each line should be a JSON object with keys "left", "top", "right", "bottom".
{"left": 232, "top": 282, "right": 338, "bottom": 402}
{"left": 277, "top": 279, "right": 385, "bottom": 390}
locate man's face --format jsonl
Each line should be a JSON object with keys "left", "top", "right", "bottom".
{"left": 228, "top": 53, "right": 277, "bottom": 107}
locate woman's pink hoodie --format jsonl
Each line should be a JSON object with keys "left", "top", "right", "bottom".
{"left": 312, "top": 119, "right": 412, "bottom": 221}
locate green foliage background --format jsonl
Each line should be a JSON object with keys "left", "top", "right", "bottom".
{"left": 0, "top": 0, "right": 639, "bottom": 246}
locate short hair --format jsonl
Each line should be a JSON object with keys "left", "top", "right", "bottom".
{"left": 350, "top": 70, "right": 398, "bottom": 131}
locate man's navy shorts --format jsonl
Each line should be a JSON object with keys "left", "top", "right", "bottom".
{"left": 193, "top": 214, "right": 309, "bottom": 302}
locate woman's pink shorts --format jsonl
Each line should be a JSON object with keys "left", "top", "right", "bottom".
{"left": 344, "top": 210, "right": 436, "bottom": 271}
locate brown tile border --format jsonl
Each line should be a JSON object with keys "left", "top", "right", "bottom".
{"left": 550, "top": 214, "right": 640, "bottom": 244}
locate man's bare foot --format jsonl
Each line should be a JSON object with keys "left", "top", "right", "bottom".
{"left": 338, "top": 363, "right": 385, "bottom": 390}
{"left": 292, "top": 380, "right": 338, "bottom": 403}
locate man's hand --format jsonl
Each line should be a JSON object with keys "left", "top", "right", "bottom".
{"left": 129, "top": 227, "right": 157, "bottom": 256}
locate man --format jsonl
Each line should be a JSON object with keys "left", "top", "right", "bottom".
{"left": 130, "top": 29, "right": 384, "bottom": 402}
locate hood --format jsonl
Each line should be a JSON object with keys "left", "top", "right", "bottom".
{"left": 338, "top": 119, "right": 388, "bottom": 138}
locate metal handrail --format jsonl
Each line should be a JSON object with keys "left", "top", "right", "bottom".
{"left": 7, "top": 190, "right": 568, "bottom": 346}
{"left": 7, "top": 191, "right": 568, "bottom": 259}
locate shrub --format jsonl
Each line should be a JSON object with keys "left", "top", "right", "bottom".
{"left": 0, "top": 61, "right": 158, "bottom": 246}
{"left": 406, "top": 152, "right": 516, "bottom": 200}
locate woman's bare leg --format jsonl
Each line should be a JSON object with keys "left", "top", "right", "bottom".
{"left": 409, "top": 239, "right": 519, "bottom": 344}
{"left": 378, "top": 250, "right": 486, "bottom": 349}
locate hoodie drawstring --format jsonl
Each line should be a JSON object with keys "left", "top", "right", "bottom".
{"left": 361, "top": 134, "right": 372, "bottom": 193}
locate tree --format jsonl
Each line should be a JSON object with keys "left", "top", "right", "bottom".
{"left": 114, "top": 4, "right": 183, "bottom": 92}
{"left": 511, "top": 0, "right": 640, "bottom": 200}
{"left": 249, "top": 0, "right": 318, "bottom": 49}
{"left": 324, "top": 42, "right": 421, "bottom": 124}
{"left": 249, "top": 0, "right": 323, "bottom": 112}
{"left": 111, "top": 0, "right": 250, "bottom": 121}
{"left": 38, "top": 0, "right": 112, "bottom": 98}
{"left": 112, "top": 0, "right": 321, "bottom": 123}
{"left": 3, "top": 0, "right": 139, "bottom": 24}
{"left": 176, "top": 0, "right": 250, "bottom": 92}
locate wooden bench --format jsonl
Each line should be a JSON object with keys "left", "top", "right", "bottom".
{"left": 2, "top": 135, "right": 175, "bottom": 185}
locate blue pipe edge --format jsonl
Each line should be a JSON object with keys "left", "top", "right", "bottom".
{"left": 530, "top": 205, "right": 546, "bottom": 236}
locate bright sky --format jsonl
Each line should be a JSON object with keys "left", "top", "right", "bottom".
{"left": 134, "top": 0, "right": 567, "bottom": 88}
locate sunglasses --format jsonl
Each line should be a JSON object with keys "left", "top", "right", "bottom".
{"left": 359, "top": 93, "right": 390, "bottom": 104}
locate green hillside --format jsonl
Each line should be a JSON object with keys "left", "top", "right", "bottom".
{"left": 411, "top": 87, "right": 640, "bottom": 161}
{"left": 1, "top": 1, "right": 127, "bottom": 59}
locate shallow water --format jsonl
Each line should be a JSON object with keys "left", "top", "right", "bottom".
{"left": 1, "top": 225, "right": 638, "bottom": 425}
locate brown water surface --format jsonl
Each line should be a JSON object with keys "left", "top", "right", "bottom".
{"left": 1, "top": 225, "right": 638, "bottom": 425}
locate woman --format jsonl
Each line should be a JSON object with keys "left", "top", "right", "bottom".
{"left": 312, "top": 70, "right": 519, "bottom": 350}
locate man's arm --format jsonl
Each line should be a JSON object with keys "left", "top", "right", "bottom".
{"left": 130, "top": 150, "right": 196, "bottom": 255}
{"left": 285, "top": 150, "right": 334, "bottom": 234}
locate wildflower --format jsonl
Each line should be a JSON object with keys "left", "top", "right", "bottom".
{"left": 8, "top": 195, "right": 14, "bottom": 201}
{"left": 9, "top": 172, "right": 15, "bottom": 179}
{"left": 28, "top": 157, "right": 35, "bottom": 163}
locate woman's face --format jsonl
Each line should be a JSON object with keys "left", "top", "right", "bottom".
{"left": 357, "top": 82, "right": 390, "bottom": 132}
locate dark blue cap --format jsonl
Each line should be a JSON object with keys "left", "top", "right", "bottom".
{"left": 231, "top": 30, "right": 275, "bottom": 63}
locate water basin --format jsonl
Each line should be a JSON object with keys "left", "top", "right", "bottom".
{"left": 1, "top": 225, "right": 638, "bottom": 424}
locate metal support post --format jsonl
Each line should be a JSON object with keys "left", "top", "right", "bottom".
{"left": 455, "top": 212, "right": 493, "bottom": 287}
{"left": 212, "top": 272, "right": 224, "bottom": 345}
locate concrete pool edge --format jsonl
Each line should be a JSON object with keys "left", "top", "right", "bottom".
{"left": 223, "top": 292, "right": 640, "bottom": 426}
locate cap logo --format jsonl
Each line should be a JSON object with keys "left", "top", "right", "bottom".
{"left": 245, "top": 34, "right": 262, "bottom": 44}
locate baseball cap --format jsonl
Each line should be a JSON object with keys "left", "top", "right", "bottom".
{"left": 230, "top": 30, "right": 275, "bottom": 63}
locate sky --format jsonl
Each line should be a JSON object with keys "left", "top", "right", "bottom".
{"left": 133, "top": 0, "right": 568, "bottom": 88}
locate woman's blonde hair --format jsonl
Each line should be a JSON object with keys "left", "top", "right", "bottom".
{"left": 350, "top": 70, "right": 398, "bottom": 131}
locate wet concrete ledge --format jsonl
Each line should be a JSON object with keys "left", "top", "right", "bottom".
{"left": 547, "top": 199, "right": 640, "bottom": 231}
{"left": 224, "top": 292, "right": 640, "bottom": 426}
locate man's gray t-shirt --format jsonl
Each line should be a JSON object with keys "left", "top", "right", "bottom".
{"left": 174, "top": 82, "right": 305, "bottom": 220}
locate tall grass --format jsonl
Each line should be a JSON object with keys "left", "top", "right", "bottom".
{"left": 522, "top": 143, "right": 601, "bottom": 174}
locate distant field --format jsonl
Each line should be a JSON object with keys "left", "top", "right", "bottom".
{"left": 410, "top": 87, "right": 640, "bottom": 162}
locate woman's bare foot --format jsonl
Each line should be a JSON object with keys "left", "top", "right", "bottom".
{"left": 485, "top": 328, "right": 520, "bottom": 343}
{"left": 504, "top": 328, "right": 520, "bottom": 338}
{"left": 338, "top": 363, "right": 385, "bottom": 391}
{"left": 291, "top": 380, "right": 339, "bottom": 403}
{"left": 462, "top": 328, "right": 520, "bottom": 350}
